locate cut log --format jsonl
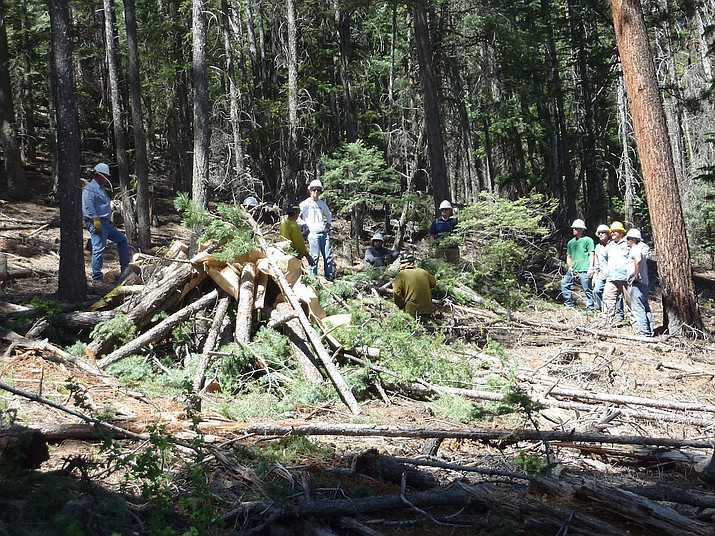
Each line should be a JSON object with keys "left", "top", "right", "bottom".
{"left": 86, "top": 253, "right": 196, "bottom": 359}
{"left": 97, "top": 289, "right": 219, "bottom": 369}
{"left": 208, "top": 421, "right": 715, "bottom": 449}
{"left": 50, "top": 310, "right": 116, "bottom": 330}
{"left": 273, "top": 303, "right": 322, "bottom": 383}
{"left": 234, "top": 262, "right": 256, "bottom": 344}
{"left": 243, "top": 214, "right": 361, "bottom": 414}
{"left": 0, "top": 426, "right": 49, "bottom": 469}
{"left": 194, "top": 294, "right": 231, "bottom": 392}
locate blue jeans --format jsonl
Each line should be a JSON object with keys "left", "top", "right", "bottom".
{"left": 561, "top": 270, "right": 594, "bottom": 311}
{"left": 630, "top": 281, "right": 653, "bottom": 336}
{"left": 87, "top": 218, "right": 130, "bottom": 282}
{"left": 308, "top": 230, "right": 334, "bottom": 281}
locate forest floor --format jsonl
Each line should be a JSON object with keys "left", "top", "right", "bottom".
{"left": 2, "top": 173, "right": 715, "bottom": 535}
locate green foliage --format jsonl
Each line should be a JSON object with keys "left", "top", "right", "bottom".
{"left": 428, "top": 395, "right": 480, "bottom": 423}
{"left": 66, "top": 341, "right": 88, "bottom": 357}
{"left": 106, "top": 355, "right": 153, "bottom": 384}
{"left": 90, "top": 314, "right": 137, "bottom": 348}
{"left": 331, "top": 301, "right": 470, "bottom": 386}
{"left": 28, "top": 296, "right": 62, "bottom": 315}
{"left": 513, "top": 451, "right": 548, "bottom": 476}
{"left": 450, "top": 193, "right": 554, "bottom": 311}
{"left": 684, "top": 176, "right": 715, "bottom": 268}
{"left": 174, "top": 193, "right": 257, "bottom": 261}
{"left": 321, "top": 140, "right": 400, "bottom": 235}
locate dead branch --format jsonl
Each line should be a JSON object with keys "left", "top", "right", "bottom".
{"left": 205, "top": 421, "right": 714, "bottom": 449}
{"left": 97, "top": 289, "right": 219, "bottom": 369}
{"left": 234, "top": 262, "right": 255, "bottom": 344}
{"left": 194, "top": 294, "right": 231, "bottom": 392}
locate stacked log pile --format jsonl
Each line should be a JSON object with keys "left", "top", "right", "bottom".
{"left": 83, "top": 220, "right": 362, "bottom": 415}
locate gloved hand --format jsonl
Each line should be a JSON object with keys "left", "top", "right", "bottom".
{"left": 304, "top": 253, "right": 315, "bottom": 265}
{"left": 93, "top": 217, "right": 102, "bottom": 234}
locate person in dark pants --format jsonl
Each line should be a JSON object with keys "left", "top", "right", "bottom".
{"left": 82, "top": 163, "right": 130, "bottom": 285}
{"left": 364, "top": 232, "right": 398, "bottom": 269}
{"left": 429, "top": 200, "right": 459, "bottom": 262}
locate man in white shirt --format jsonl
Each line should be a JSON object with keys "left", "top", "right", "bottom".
{"left": 299, "top": 179, "right": 334, "bottom": 281}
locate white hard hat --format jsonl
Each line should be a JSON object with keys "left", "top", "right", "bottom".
{"left": 94, "top": 163, "right": 110, "bottom": 177}
{"left": 571, "top": 219, "right": 586, "bottom": 229}
{"left": 308, "top": 179, "right": 323, "bottom": 190}
{"left": 626, "top": 228, "right": 642, "bottom": 240}
{"left": 242, "top": 196, "right": 258, "bottom": 207}
{"left": 596, "top": 224, "right": 610, "bottom": 233}
{"left": 439, "top": 200, "right": 453, "bottom": 210}
{"left": 371, "top": 232, "right": 385, "bottom": 242}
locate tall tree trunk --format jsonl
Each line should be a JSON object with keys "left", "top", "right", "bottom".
{"left": 0, "top": 0, "right": 29, "bottom": 200}
{"left": 19, "top": 0, "right": 36, "bottom": 163}
{"left": 610, "top": 0, "right": 704, "bottom": 336}
{"left": 222, "top": 0, "right": 245, "bottom": 181}
{"left": 616, "top": 74, "right": 636, "bottom": 225}
{"left": 102, "top": 0, "right": 137, "bottom": 244}
{"left": 191, "top": 0, "right": 210, "bottom": 255}
{"left": 412, "top": 0, "right": 449, "bottom": 210}
{"left": 122, "top": 0, "right": 151, "bottom": 250}
{"left": 49, "top": 0, "right": 86, "bottom": 300}
{"left": 334, "top": 0, "right": 357, "bottom": 143}
{"left": 282, "top": 0, "right": 299, "bottom": 200}
{"left": 567, "top": 0, "right": 604, "bottom": 228}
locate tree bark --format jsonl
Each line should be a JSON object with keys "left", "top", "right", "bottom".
{"left": 221, "top": 0, "right": 245, "bottom": 180}
{"left": 610, "top": 0, "right": 704, "bottom": 335}
{"left": 194, "top": 293, "right": 230, "bottom": 392}
{"left": 190, "top": 0, "right": 210, "bottom": 255}
{"left": 102, "top": 0, "right": 137, "bottom": 243}
{"left": 412, "top": 0, "right": 449, "bottom": 209}
{"left": 234, "top": 262, "right": 255, "bottom": 344}
{"left": 122, "top": 0, "right": 151, "bottom": 250}
{"left": 49, "top": 0, "right": 86, "bottom": 301}
{"left": 0, "top": 0, "right": 30, "bottom": 200}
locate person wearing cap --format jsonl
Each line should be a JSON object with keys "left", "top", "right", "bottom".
{"left": 429, "top": 200, "right": 459, "bottom": 263}
{"left": 590, "top": 224, "right": 612, "bottom": 312}
{"left": 601, "top": 221, "right": 631, "bottom": 324}
{"left": 242, "top": 196, "right": 259, "bottom": 211}
{"left": 280, "top": 202, "right": 314, "bottom": 265}
{"left": 626, "top": 228, "right": 654, "bottom": 336}
{"left": 299, "top": 179, "right": 334, "bottom": 281}
{"left": 82, "top": 163, "right": 130, "bottom": 285}
{"left": 560, "top": 219, "right": 595, "bottom": 311}
{"left": 393, "top": 251, "right": 436, "bottom": 316}
{"left": 364, "top": 232, "right": 398, "bottom": 269}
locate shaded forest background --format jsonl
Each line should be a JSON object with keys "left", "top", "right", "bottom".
{"left": 1, "top": 0, "right": 715, "bottom": 259}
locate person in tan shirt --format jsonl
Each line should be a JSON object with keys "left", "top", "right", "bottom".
{"left": 393, "top": 252, "right": 436, "bottom": 315}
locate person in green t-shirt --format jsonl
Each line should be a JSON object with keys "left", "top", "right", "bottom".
{"left": 560, "top": 219, "right": 595, "bottom": 311}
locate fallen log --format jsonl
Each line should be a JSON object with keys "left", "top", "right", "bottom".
{"left": 97, "top": 289, "right": 219, "bottom": 369}
{"left": 85, "top": 256, "right": 195, "bottom": 359}
{"left": 272, "top": 303, "right": 322, "bottom": 384}
{"left": 50, "top": 310, "right": 116, "bottom": 330}
{"left": 234, "top": 262, "right": 255, "bottom": 344}
{"left": 208, "top": 421, "right": 715, "bottom": 449}
{"left": 0, "top": 328, "right": 100, "bottom": 374}
{"left": 194, "top": 294, "right": 231, "bottom": 392}
{"left": 0, "top": 425, "right": 49, "bottom": 469}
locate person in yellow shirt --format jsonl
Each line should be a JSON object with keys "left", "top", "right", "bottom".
{"left": 280, "top": 202, "right": 314, "bottom": 264}
{"left": 393, "top": 251, "right": 436, "bottom": 316}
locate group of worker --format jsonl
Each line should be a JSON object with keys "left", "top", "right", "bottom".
{"left": 561, "top": 219, "right": 653, "bottom": 337}
{"left": 85, "top": 166, "right": 653, "bottom": 334}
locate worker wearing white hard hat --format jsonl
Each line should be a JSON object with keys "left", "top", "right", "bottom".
{"left": 242, "top": 196, "right": 258, "bottom": 209}
{"left": 626, "top": 228, "right": 653, "bottom": 336}
{"left": 560, "top": 218, "right": 595, "bottom": 311}
{"left": 364, "top": 232, "right": 398, "bottom": 269}
{"left": 429, "top": 200, "right": 459, "bottom": 263}
{"left": 82, "top": 163, "right": 130, "bottom": 288}
{"left": 590, "top": 223, "right": 613, "bottom": 312}
{"left": 299, "top": 179, "right": 334, "bottom": 280}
